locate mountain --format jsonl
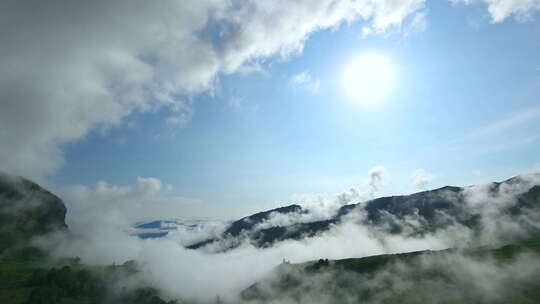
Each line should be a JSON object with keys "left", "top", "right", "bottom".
{"left": 0, "top": 173, "right": 67, "bottom": 256}
{"left": 2, "top": 171, "right": 539, "bottom": 304}
{"left": 0, "top": 172, "right": 177, "bottom": 304}
{"left": 186, "top": 175, "right": 540, "bottom": 251}
{"left": 185, "top": 204, "right": 312, "bottom": 249}
{"left": 240, "top": 236, "right": 540, "bottom": 303}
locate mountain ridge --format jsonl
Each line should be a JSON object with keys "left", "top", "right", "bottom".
{"left": 186, "top": 175, "right": 540, "bottom": 251}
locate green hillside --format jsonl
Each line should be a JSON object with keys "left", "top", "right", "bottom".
{"left": 0, "top": 174, "right": 179, "bottom": 304}
{"left": 0, "top": 257, "right": 181, "bottom": 304}
{"left": 3, "top": 172, "right": 540, "bottom": 304}
{"left": 242, "top": 236, "right": 540, "bottom": 304}
{"left": 330, "top": 236, "right": 540, "bottom": 274}
{"left": 3, "top": 237, "right": 540, "bottom": 304}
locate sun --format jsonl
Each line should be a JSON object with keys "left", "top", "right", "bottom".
{"left": 341, "top": 53, "right": 397, "bottom": 104}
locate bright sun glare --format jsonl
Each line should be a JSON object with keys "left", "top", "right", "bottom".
{"left": 342, "top": 53, "right": 397, "bottom": 103}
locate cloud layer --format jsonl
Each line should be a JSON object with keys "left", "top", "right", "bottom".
{"left": 2, "top": 0, "right": 539, "bottom": 180}
{"left": 33, "top": 172, "right": 540, "bottom": 302}
{"left": 0, "top": 0, "right": 431, "bottom": 180}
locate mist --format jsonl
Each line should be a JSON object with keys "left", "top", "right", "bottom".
{"left": 31, "top": 172, "right": 540, "bottom": 302}
{"left": 244, "top": 250, "right": 540, "bottom": 304}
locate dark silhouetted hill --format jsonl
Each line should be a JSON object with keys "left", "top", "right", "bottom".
{"left": 187, "top": 176, "right": 540, "bottom": 251}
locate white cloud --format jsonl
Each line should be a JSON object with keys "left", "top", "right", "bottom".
{"left": 412, "top": 168, "right": 435, "bottom": 189}
{"left": 60, "top": 177, "right": 218, "bottom": 228}
{"left": 2, "top": 0, "right": 535, "bottom": 181}
{"left": 368, "top": 165, "right": 388, "bottom": 197}
{"left": 42, "top": 202, "right": 451, "bottom": 301}
{"left": 288, "top": 166, "right": 400, "bottom": 222}
{"left": 469, "top": 106, "right": 540, "bottom": 138}
{"left": 290, "top": 72, "right": 312, "bottom": 85}
{"left": 404, "top": 12, "right": 428, "bottom": 37}
{"left": 0, "top": 0, "right": 427, "bottom": 181}
{"left": 361, "top": 0, "right": 427, "bottom": 36}
{"left": 34, "top": 171, "right": 540, "bottom": 301}
{"left": 454, "top": 0, "right": 540, "bottom": 22}
{"left": 291, "top": 189, "right": 360, "bottom": 218}
{"left": 290, "top": 71, "right": 321, "bottom": 93}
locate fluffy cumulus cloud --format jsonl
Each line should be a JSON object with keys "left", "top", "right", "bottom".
{"left": 31, "top": 171, "right": 540, "bottom": 302}
{"left": 0, "top": 0, "right": 429, "bottom": 181}
{"left": 412, "top": 168, "right": 435, "bottom": 189}
{"left": 455, "top": 0, "right": 540, "bottom": 22}
{"left": 60, "top": 177, "right": 206, "bottom": 228}
{"left": 2, "top": 0, "right": 538, "bottom": 181}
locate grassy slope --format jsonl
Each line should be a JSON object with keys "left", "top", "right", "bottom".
{"left": 243, "top": 236, "right": 540, "bottom": 304}
{"left": 0, "top": 255, "right": 176, "bottom": 304}
{"left": 3, "top": 238, "right": 540, "bottom": 304}
{"left": 330, "top": 236, "right": 540, "bottom": 274}
{"left": 0, "top": 259, "right": 36, "bottom": 304}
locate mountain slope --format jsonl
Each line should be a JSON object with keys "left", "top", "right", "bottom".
{"left": 0, "top": 173, "right": 68, "bottom": 256}
{"left": 241, "top": 236, "right": 540, "bottom": 304}
{"left": 187, "top": 175, "right": 540, "bottom": 251}
{"left": 0, "top": 172, "right": 179, "bottom": 304}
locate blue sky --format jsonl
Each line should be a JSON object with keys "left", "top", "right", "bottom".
{"left": 2, "top": 0, "right": 540, "bottom": 219}
{"left": 59, "top": 1, "right": 540, "bottom": 210}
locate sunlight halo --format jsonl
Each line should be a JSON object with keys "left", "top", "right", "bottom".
{"left": 341, "top": 53, "right": 397, "bottom": 104}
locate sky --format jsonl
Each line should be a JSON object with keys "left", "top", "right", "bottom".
{"left": 1, "top": 0, "right": 540, "bottom": 220}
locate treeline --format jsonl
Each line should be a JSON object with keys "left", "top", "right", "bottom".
{"left": 25, "top": 265, "right": 105, "bottom": 304}
{"left": 0, "top": 261, "right": 181, "bottom": 304}
{"left": 25, "top": 264, "right": 181, "bottom": 304}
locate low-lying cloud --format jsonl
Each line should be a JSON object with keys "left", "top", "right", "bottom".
{"left": 33, "top": 172, "right": 540, "bottom": 302}
{"left": 247, "top": 250, "right": 540, "bottom": 304}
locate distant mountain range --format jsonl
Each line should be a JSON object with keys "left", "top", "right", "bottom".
{"left": 184, "top": 175, "right": 540, "bottom": 251}
{"left": 1, "top": 171, "right": 540, "bottom": 304}
{"left": 2, "top": 170, "right": 539, "bottom": 255}
{"left": 132, "top": 219, "right": 201, "bottom": 239}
